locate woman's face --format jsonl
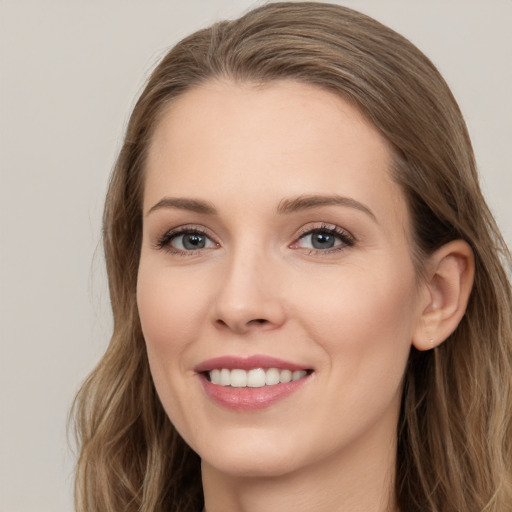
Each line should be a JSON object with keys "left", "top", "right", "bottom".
{"left": 137, "top": 80, "right": 426, "bottom": 478}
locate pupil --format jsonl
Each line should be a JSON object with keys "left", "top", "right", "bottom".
{"left": 183, "top": 233, "right": 205, "bottom": 250}
{"left": 312, "top": 232, "right": 334, "bottom": 249}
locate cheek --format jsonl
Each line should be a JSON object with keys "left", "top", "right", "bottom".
{"left": 136, "top": 262, "right": 212, "bottom": 440}
{"left": 290, "top": 262, "right": 418, "bottom": 445}
{"left": 136, "top": 262, "right": 211, "bottom": 390}
{"left": 138, "top": 263, "right": 204, "bottom": 345}
{"left": 293, "top": 259, "right": 418, "bottom": 384}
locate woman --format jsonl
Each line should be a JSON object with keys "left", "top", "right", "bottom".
{"left": 72, "top": 2, "right": 512, "bottom": 511}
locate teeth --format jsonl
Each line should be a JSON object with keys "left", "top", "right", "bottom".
{"left": 230, "top": 369, "right": 247, "bottom": 388}
{"left": 265, "top": 368, "right": 280, "bottom": 386}
{"left": 220, "top": 368, "right": 230, "bottom": 386}
{"left": 280, "top": 369, "right": 292, "bottom": 383}
{"left": 210, "top": 369, "right": 220, "bottom": 384}
{"left": 207, "top": 368, "right": 308, "bottom": 388}
{"left": 292, "top": 370, "right": 305, "bottom": 381}
{"left": 247, "top": 368, "right": 266, "bottom": 388}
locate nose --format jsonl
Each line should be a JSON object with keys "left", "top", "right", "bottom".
{"left": 212, "top": 248, "right": 286, "bottom": 335}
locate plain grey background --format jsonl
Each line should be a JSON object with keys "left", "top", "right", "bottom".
{"left": 1, "top": 1, "right": 511, "bottom": 510}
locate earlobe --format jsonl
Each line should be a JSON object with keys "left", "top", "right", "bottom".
{"left": 412, "top": 240, "right": 475, "bottom": 351}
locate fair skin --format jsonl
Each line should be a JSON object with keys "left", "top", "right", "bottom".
{"left": 137, "top": 80, "right": 474, "bottom": 512}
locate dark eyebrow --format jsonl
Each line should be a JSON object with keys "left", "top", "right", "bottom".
{"left": 277, "top": 194, "right": 377, "bottom": 222}
{"left": 146, "top": 197, "right": 217, "bottom": 216}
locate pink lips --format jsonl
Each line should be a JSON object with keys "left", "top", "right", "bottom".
{"left": 194, "top": 355, "right": 308, "bottom": 373}
{"left": 194, "top": 355, "right": 312, "bottom": 411}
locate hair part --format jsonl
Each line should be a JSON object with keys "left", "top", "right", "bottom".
{"left": 72, "top": 3, "right": 512, "bottom": 511}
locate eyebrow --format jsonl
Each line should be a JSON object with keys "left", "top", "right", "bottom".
{"left": 147, "top": 197, "right": 217, "bottom": 216}
{"left": 277, "top": 194, "right": 377, "bottom": 222}
{"left": 146, "top": 194, "right": 377, "bottom": 222}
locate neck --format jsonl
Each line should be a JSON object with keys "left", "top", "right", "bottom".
{"left": 201, "top": 429, "right": 398, "bottom": 512}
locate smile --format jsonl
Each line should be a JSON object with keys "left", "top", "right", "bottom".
{"left": 207, "top": 368, "right": 309, "bottom": 388}
{"left": 195, "top": 355, "right": 314, "bottom": 410}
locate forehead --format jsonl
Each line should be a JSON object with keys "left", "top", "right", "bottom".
{"left": 144, "top": 80, "right": 408, "bottom": 231}
{"left": 148, "top": 79, "right": 388, "bottom": 169}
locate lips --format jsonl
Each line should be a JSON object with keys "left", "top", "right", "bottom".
{"left": 194, "top": 355, "right": 310, "bottom": 373}
{"left": 194, "top": 355, "right": 313, "bottom": 410}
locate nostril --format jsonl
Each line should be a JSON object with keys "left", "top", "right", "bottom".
{"left": 214, "top": 317, "right": 271, "bottom": 333}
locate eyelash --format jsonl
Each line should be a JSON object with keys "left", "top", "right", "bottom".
{"left": 154, "top": 226, "right": 216, "bottom": 256}
{"left": 154, "top": 223, "right": 355, "bottom": 256}
{"left": 292, "top": 223, "right": 355, "bottom": 254}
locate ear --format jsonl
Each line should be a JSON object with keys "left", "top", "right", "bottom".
{"left": 412, "top": 240, "right": 475, "bottom": 351}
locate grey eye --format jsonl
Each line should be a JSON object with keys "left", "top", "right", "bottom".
{"left": 308, "top": 231, "right": 337, "bottom": 249}
{"left": 171, "top": 232, "right": 215, "bottom": 251}
{"left": 299, "top": 230, "right": 342, "bottom": 250}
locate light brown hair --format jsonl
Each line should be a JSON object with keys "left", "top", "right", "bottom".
{"left": 72, "top": 3, "right": 512, "bottom": 511}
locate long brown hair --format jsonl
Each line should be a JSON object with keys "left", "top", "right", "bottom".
{"left": 72, "top": 3, "right": 512, "bottom": 511}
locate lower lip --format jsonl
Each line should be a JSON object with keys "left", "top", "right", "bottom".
{"left": 199, "top": 374, "right": 311, "bottom": 411}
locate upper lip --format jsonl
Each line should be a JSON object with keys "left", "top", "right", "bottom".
{"left": 194, "top": 355, "right": 312, "bottom": 373}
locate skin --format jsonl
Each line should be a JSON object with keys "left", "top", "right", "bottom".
{"left": 137, "top": 80, "right": 473, "bottom": 512}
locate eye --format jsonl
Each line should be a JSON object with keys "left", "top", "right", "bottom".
{"left": 156, "top": 228, "right": 218, "bottom": 254}
{"left": 171, "top": 231, "right": 214, "bottom": 251}
{"left": 292, "top": 224, "right": 355, "bottom": 252}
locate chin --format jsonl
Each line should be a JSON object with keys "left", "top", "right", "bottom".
{"left": 202, "top": 449, "right": 301, "bottom": 478}
{"left": 195, "top": 428, "right": 308, "bottom": 478}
